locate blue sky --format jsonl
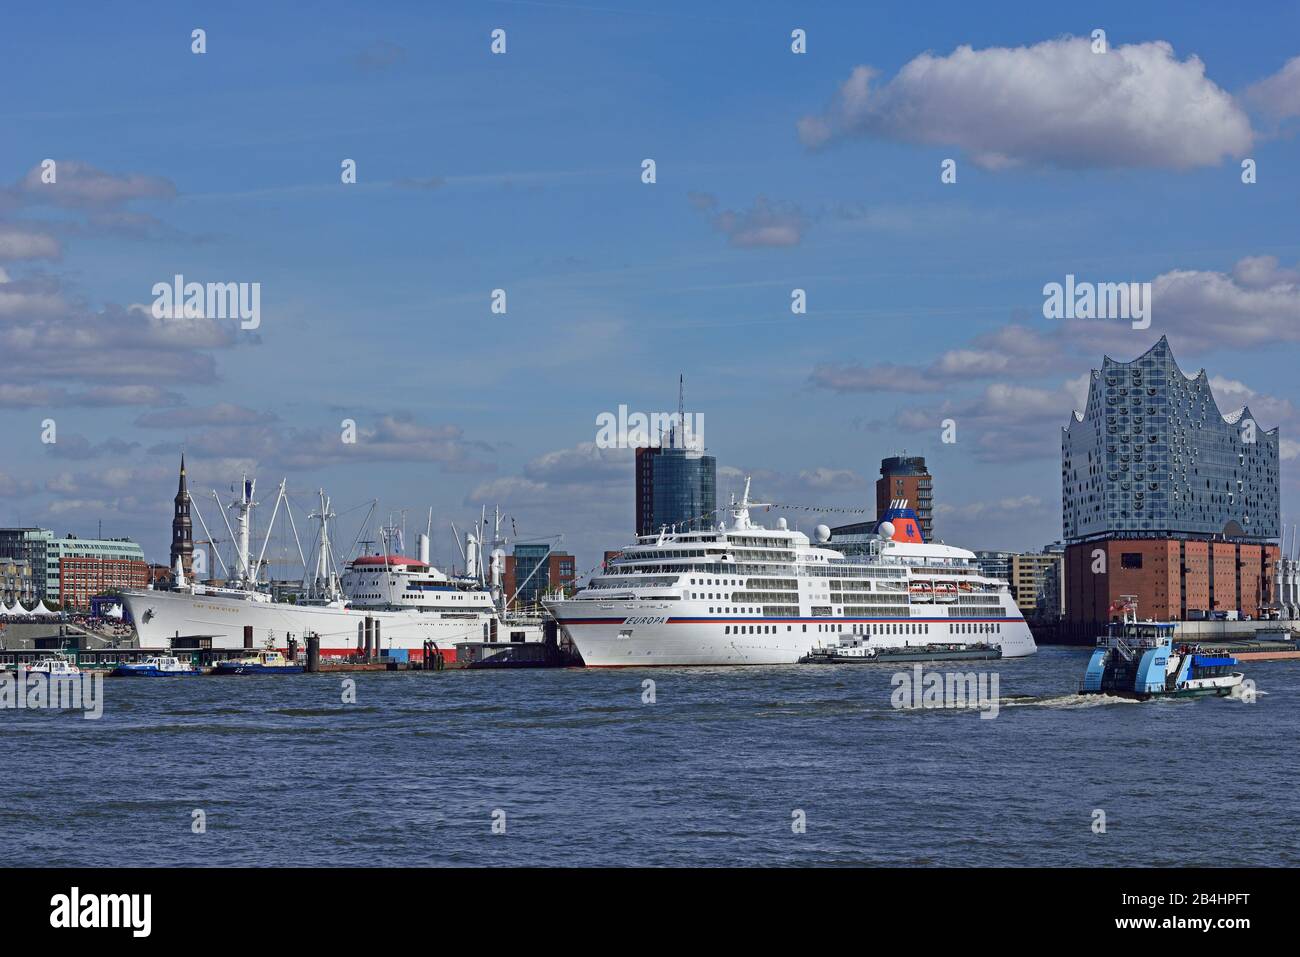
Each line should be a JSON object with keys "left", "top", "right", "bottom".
{"left": 4, "top": 0, "right": 1300, "bottom": 576}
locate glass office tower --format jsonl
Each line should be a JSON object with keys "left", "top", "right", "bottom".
{"left": 636, "top": 446, "right": 717, "bottom": 535}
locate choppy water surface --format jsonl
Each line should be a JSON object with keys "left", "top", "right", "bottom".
{"left": 3, "top": 647, "right": 1297, "bottom": 866}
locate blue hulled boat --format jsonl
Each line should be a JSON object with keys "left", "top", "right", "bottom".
{"left": 111, "top": 655, "right": 200, "bottom": 677}
{"left": 1081, "top": 601, "right": 1245, "bottom": 700}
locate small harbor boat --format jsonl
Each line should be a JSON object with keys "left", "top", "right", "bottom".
{"left": 24, "top": 653, "right": 81, "bottom": 677}
{"left": 1081, "top": 599, "right": 1245, "bottom": 700}
{"left": 801, "top": 637, "right": 880, "bottom": 663}
{"left": 211, "top": 650, "right": 304, "bottom": 675}
{"left": 111, "top": 655, "right": 200, "bottom": 677}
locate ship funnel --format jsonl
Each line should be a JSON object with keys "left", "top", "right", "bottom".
{"left": 418, "top": 533, "right": 430, "bottom": 566}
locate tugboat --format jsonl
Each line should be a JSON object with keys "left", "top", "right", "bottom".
{"left": 211, "top": 650, "right": 304, "bottom": 675}
{"left": 1081, "top": 598, "right": 1245, "bottom": 700}
{"left": 111, "top": 655, "right": 200, "bottom": 677}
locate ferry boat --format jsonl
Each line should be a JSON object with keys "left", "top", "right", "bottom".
{"left": 110, "top": 655, "right": 200, "bottom": 677}
{"left": 1081, "top": 600, "right": 1246, "bottom": 700}
{"left": 120, "top": 480, "right": 544, "bottom": 664}
{"left": 211, "top": 650, "right": 304, "bottom": 675}
{"left": 544, "top": 480, "right": 1036, "bottom": 667}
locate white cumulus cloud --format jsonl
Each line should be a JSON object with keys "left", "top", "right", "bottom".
{"left": 1244, "top": 55, "right": 1300, "bottom": 119}
{"left": 799, "top": 37, "right": 1252, "bottom": 170}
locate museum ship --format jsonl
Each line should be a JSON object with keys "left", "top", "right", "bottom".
{"left": 121, "top": 477, "right": 542, "bottom": 662}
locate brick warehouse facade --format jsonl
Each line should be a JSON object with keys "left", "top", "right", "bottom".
{"left": 1060, "top": 338, "right": 1281, "bottom": 637}
{"left": 58, "top": 555, "right": 150, "bottom": 610}
{"left": 1064, "top": 539, "right": 1278, "bottom": 625}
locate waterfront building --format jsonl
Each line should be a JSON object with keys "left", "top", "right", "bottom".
{"left": 504, "top": 544, "right": 577, "bottom": 610}
{"left": 1037, "top": 559, "right": 1064, "bottom": 622}
{"left": 0, "top": 527, "right": 147, "bottom": 602}
{"left": 1009, "top": 549, "right": 1064, "bottom": 620}
{"left": 58, "top": 555, "right": 150, "bottom": 610}
{"left": 973, "top": 550, "right": 1014, "bottom": 584}
{"left": 1061, "top": 337, "right": 1280, "bottom": 629}
{"left": 0, "top": 529, "right": 49, "bottom": 598}
{"left": 969, "top": 548, "right": 1064, "bottom": 620}
{"left": 878, "top": 455, "right": 933, "bottom": 542}
{"left": 1, "top": 557, "right": 36, "bottom": 605}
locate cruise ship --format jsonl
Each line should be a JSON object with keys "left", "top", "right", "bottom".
{"left": 544, "top": 480, "right": 1036, "bottom": 667}
{"left": 121, "top": 478, "right": 542, "bottom": 662}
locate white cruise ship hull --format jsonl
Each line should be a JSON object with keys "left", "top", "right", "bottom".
{"left": 120, "top": 588, "right": 531, "bottom": 661}
{"left": 548, "top": 602, "right": 1037, "bottom": 667}
{"left": 549, "top": 484, "right": 1038, "bottom": 668}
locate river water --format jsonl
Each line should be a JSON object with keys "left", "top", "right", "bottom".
{"left": 3, "top": 646, "right": 1296, "bottom": 866}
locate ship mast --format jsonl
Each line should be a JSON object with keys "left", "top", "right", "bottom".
{"left": 213, "top": 476, "right": 258, "bottom": 586}
{"left": 234, "top": 475, "right": 256, "bottom": 582}
{"left": 209, "top": 474, "right": 302, "bottom": 591}
{"left": 728, "top": 477, "right": 770, "bottom": 530}
{"left": 307, "top": 489, "right": 341, "bottom": 600}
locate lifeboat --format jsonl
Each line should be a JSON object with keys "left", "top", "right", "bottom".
{"left": 934, "top": 582, "right": 959, "bottom": 603}
{"left": 909, "top": 581, "right": 934, "bottom": 603}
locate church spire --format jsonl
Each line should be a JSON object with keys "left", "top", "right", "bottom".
{"left": 170, "top": 453, "right": 194, "bottom": 582}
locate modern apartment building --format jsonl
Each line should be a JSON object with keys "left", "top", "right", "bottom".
{"left": 1009, "top": 549, "right": 1064, "bottom": 620}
